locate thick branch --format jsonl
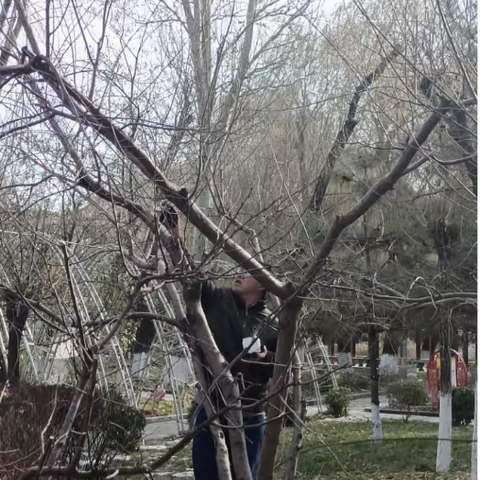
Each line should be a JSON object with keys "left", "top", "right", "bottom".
{"left": 183, "top": 279, "right": 252, "bottom": 480}
{"left": 302, "top": 99, "right": 476, "bottom": 288}
{"left": 25, "top": 55, "right": 286, "bottom": 297}
{"left": 309, "top": 46, "right": 400, "bottom": 211}
{"left": 258, "top": 287, "right": 302, "bottom": 480}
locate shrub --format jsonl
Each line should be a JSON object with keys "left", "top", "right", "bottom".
{"left": 325, "top": 387, "right": 351, "bottom": 417}
{"left": 379, "top": 373, "right": 399, "bottom": 385}
{"left": 318, "top": 372, "right": 336, "bottom": 394}
{"left": 337, "top": 371, "right": 370, "bottom": 392}
{"left": 101, "top": 390, "right": 146, "bottom": 452}
{"left": 452, "top": 387, "right": 475, "bottom": 426}
{"left": 0, "top": 383, "right": 146, "bottom": 479}
{"left": 387, "top": 380, "right": 428, "bottom": 423}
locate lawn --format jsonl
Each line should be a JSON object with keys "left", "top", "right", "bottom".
{"left": 140, "top": 419, "right": 474, "bottom": 479}
{"left": 139, "top": 398, "right": 176, "bottom": 416}
{"left": 275, "top": 419, "right": 473, "bottom": 479}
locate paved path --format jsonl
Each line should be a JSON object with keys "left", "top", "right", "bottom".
{"left": 143, "top": 395, "right": 439, "bottom": 441}
{"left": 306, "top": 394, "right": 439, "bottom": 423}
{"left": 144, "top": 417, "right": 188, "bottom": 441}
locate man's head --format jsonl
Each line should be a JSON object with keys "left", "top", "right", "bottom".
{"left": 233, "top": 272, "right": 266, "bottom": 304}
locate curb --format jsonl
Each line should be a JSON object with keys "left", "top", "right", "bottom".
{"left": 364, "top": 407, "right": 439, "bottom": 418}
{"left": 145, "top": 414, "right": 188, "bottom": 424}
{"left": 306, "top": 390, "right": 386, "bottom": 405}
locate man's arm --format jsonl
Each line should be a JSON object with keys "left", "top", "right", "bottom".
{"left": 158, "top": 203, "right": 220, "bottom": 308}
{"left": 200, "top": 279, "right": 222, "bottom": 308}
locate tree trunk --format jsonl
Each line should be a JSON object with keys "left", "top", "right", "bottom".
{"left": 258, "top": 289, "right": 302, "bottom": 480}
{"left": 463, "top": 329, "right": 469, "bottom": 365}
{"left": 0, "top": 351, "right": 6, "bottom": 383}
{"left": 452, "top": 328, "right": 460, "bottom": 352}
{"left": 283, "top": 353, "right": 303, "bottom": 480}
{"left": 472, "top": 381, "right": 477, "bottom": 480}
{"left": 0, "top": 0, "right": 12, "bottom": 32}
{"left": 46, "top": 361, "right": 92, "bottom": 470}
{"left": 415, "top": 331, "right": 422, "bottom": 360}
{"left": 5, "top": 296, "right": 29, "bottom": 382}
{"left": 369, "top": 326, "right": 382, "bottom": 443}
{"left": 156, "top": 230, "right": 237, "bottom": 480}
{"left": 337, "top": 336, "right": 352, "bottom": 367}
{"left": 193, "top": 346, "right": 232, "bottom": 480}
{"left": 183, "top": 280, "right": 252, "bottom": 480}
{"left": 309, "top": 47, "right": 400, "bottom": 210}
{"left": 436, "top": 313, "right": 452, "bottom": 473}
{"left": 296, "top": 115, "right": 309, "bottom": 210}
{"left": 379, "top": 333, "right": 399, "bottom": 376}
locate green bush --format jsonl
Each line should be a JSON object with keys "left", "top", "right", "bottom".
{"left": 452, "top": 387, "right": 475, "bottom": 426}
{"left": 338, "top": 372, "right": 370, "bottom": 392}
{"left": 387, "top": 380, "right": 428, "bottom": 423}
{"left": 102, "top": 390, "right": 146, "bottom": 452}
{"left": 325, "top": 387, "right": 351, "bottom": 417}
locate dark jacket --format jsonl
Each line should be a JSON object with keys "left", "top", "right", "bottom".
{"left": 201, "top": 281, "right": 278, "bottom": 413}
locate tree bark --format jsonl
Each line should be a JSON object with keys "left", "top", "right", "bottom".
{"left": 379, "top": 333, "right": 399, "bottom": 377}
{"left": 450, "top": 104, "right": 477, "bottom": 196}
{"left": 463, "top": 329, "right": 469, "bottom": 365}
{"left": 46, "top": 361, "right": 92, "bottom": 470}
{"left": 436, "top": 312, "right": 452, "bottom": 473}
{"left": 309, "top": 46, "right": 400, "bottom": 210}
{"left": 154, "top": 250, "right": 233, "bottom": 478}
{"left": 0, "top": 0, "right": 12, "bottom": 33}
{"left": 0, "top": 349, "right": 6, "bottom": 383}
{"left": 369, "top": 325, "right": 382, "bottom": 443}
{"left": 5, "top": 296, "right": 29, "bottom": 382}
{"left": 258, "top": 288, "right": 302, "bottom": 480}
{"left": 183, "top": 280, "right": 252, "bottom": 480}
{"left": 472, "top": 380, "right": 477, "bottom": 480}
{"left": 337, "top": 336, "right": 352, "bottom": 367}
{"left": 283, "top": 353, "right": 303, "bottom": 480}
{"left": 193, "top": 345, "right": 233, "bottom": 480}
{"left": 415, "top": 331, "right": 422, "bottom": 360}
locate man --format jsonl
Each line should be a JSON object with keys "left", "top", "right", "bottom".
{"left": 160, "top": 204, "right": 277, "bottom": 480}
{"left": 192, "top": 273, "right": 277, "bottom": 480}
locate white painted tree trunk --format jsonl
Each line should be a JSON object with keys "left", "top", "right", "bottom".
{"left": 372, "top": 402, "right": 382, "bottom": 443}
{"left": 338, "top": 352, "right": 352, "bottom": 367}
{"left": 379, "top": 353, "right": 398, "bottom": 376}
{"left": 420, "top": 349, "right": 430, "bottom": 360}
{"left": 131, "top": 351, "right": 148, "bottom": 376}
{"left": 436, "top": 392, "right": 452, "bottom": 472}
{"left": 472, "top": 384, "right": 477, "bottom": 480}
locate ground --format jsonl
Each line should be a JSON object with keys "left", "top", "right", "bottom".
{"left": 131, "top": 417, "right": 473, "bottom": 479}
{"left": 276, "top": 419, "right": 473, "bottom": 479}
